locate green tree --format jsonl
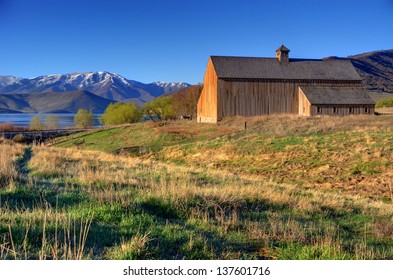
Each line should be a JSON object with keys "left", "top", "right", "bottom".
{"left": 29, "top": 116, "right": 44, "bottom": 130}
{"left": 100, "top": 102, "right": 142, "bottom": 126}
{"left": 142, "top": 96, "right": 174, "bottom": 121}
{"left": 45, "top": 115, "right": 59, "bottom": 130}
{"left": 376, "top": 96, "right": 393, "bottom": 108}
{"left": 74, "top": 109, "right": 94, "bottom": 128}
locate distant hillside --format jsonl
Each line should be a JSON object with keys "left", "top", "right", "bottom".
{"left": 0, "top": 72, "right": 190, "bottom": 105}
{"left": 325, "top": 49, "right": 393, "bottom": 94}
{"left": 349, "top": 50, "right": 393, "bottom": 93}
{"left": 0, "top": 90, "right": 115, "bottom": 113}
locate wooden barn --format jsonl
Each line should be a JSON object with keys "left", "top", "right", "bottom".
{"left": 197, "top": 45, "right": 375, "bottom": 123}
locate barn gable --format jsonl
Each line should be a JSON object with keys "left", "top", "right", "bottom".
{"left": 197, "top": 58, "right": 219, "bottom": 123}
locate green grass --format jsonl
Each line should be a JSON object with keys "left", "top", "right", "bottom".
{"left": 2, "top": 116, "right": 393, "bottom": 259}
{"left": 54, "top": 118, "right": 393, "bottom": 199}
{"left": 56, "top": 126, "right": 129, "bottom": 152}
{"left": 56, "top": 122, "right": 241, "bottom": 153}
{"left": 2, "top": 144, "right": 393, "bottom": 260}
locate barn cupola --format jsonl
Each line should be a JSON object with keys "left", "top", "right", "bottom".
{"left": 276, "top": 45, "right": 290, "bottom": 64}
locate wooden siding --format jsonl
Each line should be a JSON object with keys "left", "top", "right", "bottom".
{"left": 298, "top": 85, "right": 375, "bottom": 116}
{"left": 197, "top": 58, "right": 218, "bottom": 123}
{"left": 310, "top": 105, "right": 375, "bottom": 116}
{"left": 218, "top": 80, "right": 296, "bottom": 117}
{"left": 298, "top": 90, "right": 312, "bottom": 116}
{"left": 216, "top": 79, "right": 361, "bottom": 119}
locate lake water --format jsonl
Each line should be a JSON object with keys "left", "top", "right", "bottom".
{"left": 0, "top": 113, "right": 101, "bottom": 129}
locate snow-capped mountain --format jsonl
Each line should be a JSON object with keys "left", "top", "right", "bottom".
{"left": 152, "top": 81, "right": 191, "bottom": 93}
{"left": 0, "top": 72, "right": 190, "bottom": 105}
{"left": 0, "top": 76, "right": 21, "bottom": 88}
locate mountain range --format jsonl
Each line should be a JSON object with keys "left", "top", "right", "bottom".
{"left": 0, "top": 90, "right": 115, "bottom": 114}
{"left": 0, "top": 49, "right": 392, "bottom": 114}
{"left": 0, "top": 72, "right": 190, "bottom": 113}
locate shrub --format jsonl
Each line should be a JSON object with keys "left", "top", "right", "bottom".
{"left": 142, "top": 96, "right": 175, "bottom": 121}
{"left": 12, "top": 133, "right": 26, "bottom": 143}
{"left": 100, "top": 102, "right": 142, "bottom": 126}
{"left": 74, "top": 109, "right": 94, "bottom": 128}
{"left": 45, "top": 115, "right": 59, "bottom": 130}
{"left": 29, "top": 116, "right": 43, "bottom": 130}
{"left": 376, "top": 96, "right": 393, "bottom": 108}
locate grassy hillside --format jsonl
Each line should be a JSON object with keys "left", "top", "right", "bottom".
{"left": 55, "top": 122, "right": 236, "bottom": 153}
{"left": 55, "top": 115, "right": 393, "bottom": 201}
{"left": 1, "top": 115, "right": 393, "bottom": 259}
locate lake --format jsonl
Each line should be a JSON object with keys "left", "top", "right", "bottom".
{"left": 0, "top": 113, "right": 102, "bottom": 129}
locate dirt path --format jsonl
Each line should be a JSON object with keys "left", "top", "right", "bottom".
{"left": 16, "top": 147, "right": 32, "bottom": 176}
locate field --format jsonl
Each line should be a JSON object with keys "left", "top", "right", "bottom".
{"left": 1, "top": 115, "right": 393, "bottom": 259}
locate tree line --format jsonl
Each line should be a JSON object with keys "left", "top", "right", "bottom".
{"left": 29, "top": 85, "right": 202, "bottom": 130}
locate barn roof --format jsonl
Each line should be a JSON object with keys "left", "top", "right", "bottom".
{"left": 299, "top": 86, "right": 375, "bottom": 105}
{"left": 210, "top": 56, "right": 362, "bottom": 81}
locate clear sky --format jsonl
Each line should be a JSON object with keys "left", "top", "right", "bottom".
{"left": 0, "top": 0, "right": 392, "bottom": 84}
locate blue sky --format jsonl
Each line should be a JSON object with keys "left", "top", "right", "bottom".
{"left": 0, "top": 0, "right": 392, "bottom": 84}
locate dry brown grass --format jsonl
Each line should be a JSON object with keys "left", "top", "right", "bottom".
{"left": 375, "top": 107, "right": 393, "bottom": 115}
{"left": 155, "top": 115, "right": 393, "bottom": 201}
{"left": 221, "top": 114, "right": 393, "bottom": 136}
{"left": 30, "top": 146, "right": 145, "bottom": 187}
{"left": 29, "top": 145, "right": 393, "bottom": 220}
{"left": 0, "top": 123, "right": 28, "bottom": 132}
{"left": 0, "top": 142, "right": 24, "bottom": 188}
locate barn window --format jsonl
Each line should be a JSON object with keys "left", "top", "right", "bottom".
{"left": 333, "top": 107, "right": 338, "bottom": 114}
{"left": 349, "top": 107, "right": 354, "bottom": 114}
{"left": 365, "top": 107, "right": 369, "bottom": 114}
{"left": 317, "top": 107, "right": 322, "bottom": 114}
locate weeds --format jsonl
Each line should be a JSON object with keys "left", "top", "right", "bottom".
{"left": 108, "top": 232, "right": 152, "bottom": 260}
{"left": 1, "top": 200, "right": 93, "bottom": 260}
